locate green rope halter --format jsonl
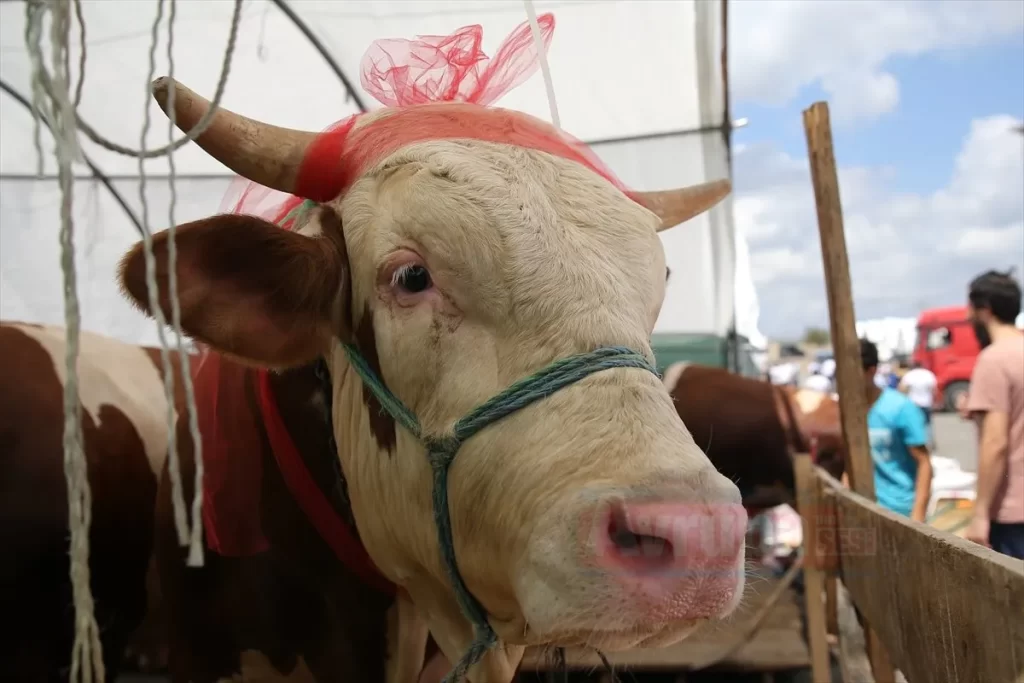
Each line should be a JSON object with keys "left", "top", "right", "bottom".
{"left": 342, "top": 343, "right": 660, "bottom": 682}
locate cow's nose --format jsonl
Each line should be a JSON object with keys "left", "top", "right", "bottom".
{"left": 590, "top": 475, "right": 747, "bottom": 621}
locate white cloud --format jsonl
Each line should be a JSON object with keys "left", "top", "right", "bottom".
{"left": 731, "top": 0, "right": 1024, "bottom": 125}
{"left": 737, "top": 114, "right": 1024, "bottom": 338}
{"left": 821, "top": 70, "right": 900, "bottom": 126}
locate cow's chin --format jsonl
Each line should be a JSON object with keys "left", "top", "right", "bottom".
{"left": 500, "top": 570, "right": 743, "bottom": 651}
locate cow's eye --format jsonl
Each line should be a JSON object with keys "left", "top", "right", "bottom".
{"left": 394, "top": 264, "right": 432, "bottom": 293}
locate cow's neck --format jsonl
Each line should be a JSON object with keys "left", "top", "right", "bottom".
{"left": 264, "top": 361, "right": 357, "bottom": 532}
{"left": 324, "top": 337, "right": 526, "bottom": 683}
{"left": 259, "top": 361, "right": 437, "bottom": 683}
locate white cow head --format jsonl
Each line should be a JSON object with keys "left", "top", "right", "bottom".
{"left": 119, "top": 79, "right": 747, "bottom": 682}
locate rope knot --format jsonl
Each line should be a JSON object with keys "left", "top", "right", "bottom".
{"left": 426, "top": 436, "right": 462, "bottom": 470}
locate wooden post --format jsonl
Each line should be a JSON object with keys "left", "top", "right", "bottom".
{"left": 802, "top": 101, "right": 896, "bottom": 683}
{"left": 825, "top": 574, "right": 839, "bottom": 640}
{"left": 802, "top": 102, "right": 875, "bottom": 499}
{"left": 794, "top": 454, "right": 831, "bottom": 683}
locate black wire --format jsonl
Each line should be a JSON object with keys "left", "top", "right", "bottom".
{"left": 596, "top": 649, "right": 623, "bottom": 683}
{"left": 0, "top": 77, "right": 146, "bottom": 238}
{"left": 270, "top": 0, "right": 368, "bottom": 113}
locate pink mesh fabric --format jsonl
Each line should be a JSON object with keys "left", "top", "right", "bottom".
{"left": 360, "top": 14, "right": 554, "bottom": 107}
{"left": 219, "top": 177, "right": 308, "bottom": 229}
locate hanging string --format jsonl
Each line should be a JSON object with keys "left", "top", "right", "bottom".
{"left": 163, "top": 0, "right": 207, "bottom": 568}
{"left": 523, "top": 0, "right": 560, "bottom": 130}
{"left": 25, "top": 1, "right": 104, "bottom": 681}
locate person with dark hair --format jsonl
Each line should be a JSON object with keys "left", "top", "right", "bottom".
{"left": 858, "top": 338, "right": 933, "bottom": 521}
{"left": 963, "top": 269, "right": 1024, "bottom": 559}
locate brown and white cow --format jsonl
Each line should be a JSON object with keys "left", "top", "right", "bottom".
{"left": 662, "top": 362, "right": 846, "bottom": 513}
{"left": 0, "top": 321, "right": 181, "bottom": 681}
{"left": 113, "top": 77, "right": 749, "bottom": 683}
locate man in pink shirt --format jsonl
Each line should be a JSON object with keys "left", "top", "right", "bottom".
{"left": 963, "top": 270, "right": 1024, "bottom": 558}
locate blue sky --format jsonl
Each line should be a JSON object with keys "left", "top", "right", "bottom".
{"left": 736, "top": 35, "right": 1024, "bottom": 193}
{"left": 727, "top": 0, "right": 1024, "bottom": 340}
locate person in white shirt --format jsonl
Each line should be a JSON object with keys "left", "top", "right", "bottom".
{"left": 803, "top": 373, "right": 833, "bottom": 393}
{"left": 900, "top": 361, "right": 938, "bottom": 448}
{"left": 820, "top": 357, "right": 837, "bottom": 379}
{"left": 769, "top": 361, "right": 799, "bottom": 386}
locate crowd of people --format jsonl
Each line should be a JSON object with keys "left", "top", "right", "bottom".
{"left": 766, "top": 269, "right": 1024, "bottom": 561}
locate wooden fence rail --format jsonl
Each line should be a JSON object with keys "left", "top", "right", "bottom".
{"left": 797, "top": 453, "right": 1024, "bottom": 683}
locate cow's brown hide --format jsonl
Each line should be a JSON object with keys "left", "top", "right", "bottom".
{"left": 154, "top": 352, "right": 426, "bottom": 682}
{"left": 0, "top": 323, "right": 179, "bottom": 682}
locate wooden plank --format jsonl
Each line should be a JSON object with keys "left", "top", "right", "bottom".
{"left": 795, "top": 455, "right": 832, "bottom": 682}
{"left": 520, "top": 630, "right": 810, "bottom": 673}
{"left": 802, "top": 100, "right": 895, "bottom": 683}
{"left": 819, "top": 470, "right": 1024, "bottom": 683}
{"left": 825, "top": 575, "right": 839, "bottom": 638}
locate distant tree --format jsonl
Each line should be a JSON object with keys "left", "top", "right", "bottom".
{"left": 802, "top": 327, "right": 831, "bottom": 346}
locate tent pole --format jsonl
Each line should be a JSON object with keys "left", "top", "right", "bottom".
{"left": 720, "top": 0, "right": 741, "bottom": 374}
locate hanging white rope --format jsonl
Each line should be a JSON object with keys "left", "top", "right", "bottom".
{"left": 135, "top": 0, "right": 196, "bottom": 563}
{"left": 25, "top": 1, "right": 103, "bottom": 681}
{"left": 31, "top": 0, "right": 244, "bottom": 160}
{"left": 523, "top": 0, "right": 560, "bottom": 130}
{"left": 21, "top": 2, "right": 243, "bottom": 679}
{"left": 162, "top": 0, "right": 207, "bottom": 567}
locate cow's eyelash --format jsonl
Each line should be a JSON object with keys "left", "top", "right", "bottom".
{"left": 390, "top": 264, "right": 415, "bottom": 287}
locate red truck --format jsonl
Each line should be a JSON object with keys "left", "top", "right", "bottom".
{"left": 911, "top": 305, "right": 980, "bottom": 412}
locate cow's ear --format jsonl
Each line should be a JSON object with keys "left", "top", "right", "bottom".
{"left": 118, "top": 211, "right": 349, "bottom": 369}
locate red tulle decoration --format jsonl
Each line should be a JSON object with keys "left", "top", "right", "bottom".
{"left": 222, "top": 12, "right": 630, "bottom": 217}
{"left": 360, "top": 14, "right": 555, "bottom": 107}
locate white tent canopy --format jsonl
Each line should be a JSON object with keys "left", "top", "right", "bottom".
{"left": 0, "top": 0, "right": 763, "bottom": 349}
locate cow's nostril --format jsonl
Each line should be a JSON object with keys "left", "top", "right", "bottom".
{"left": 608, "top": 503, "right": 636, "bottom": 549}
{"left": 606, "top": 502, "right": 675, "bottom": 568}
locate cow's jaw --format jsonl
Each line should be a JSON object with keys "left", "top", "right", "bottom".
{"left": 402, "top": 574, "right": 525, "bottom": 683}
{"left": 326, "top": 348, "right": 524, "bottom": 682}
{"left": 328, "top": 345, "right": 746, "bottom": 682}
{"left": 497, "top": 379, "right": 747, "bottom": 652}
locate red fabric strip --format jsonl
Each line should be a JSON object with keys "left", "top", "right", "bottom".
{"left": 256, "top": 369, "right": 397, "bottom": 596}
{"left": 198, "top": 350, "right": 271, "bottom": 557}
{"left": 293, "top": 103, "right": 628, "bottom": 203}
{"left": 294, "top": 116, "right": 358, "bottom": 202}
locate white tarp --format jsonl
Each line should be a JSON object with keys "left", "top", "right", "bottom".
{"left": 0, "top": 0, "right": 763, "bottom": 348}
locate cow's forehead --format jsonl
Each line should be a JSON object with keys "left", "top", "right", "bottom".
{"left": 333, "top": 138, "right": 664, "bottom": 326}
{"left": 339, "top": 137, "right": 660, "bottom": 252}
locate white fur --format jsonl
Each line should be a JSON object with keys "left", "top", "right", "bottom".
{"left": 661, "top": 361, "right": 692, "bottom": 395}
{"left": 385, "top": 594, "right": 431, "bottom": 683}
{"left": 308, "top": 137, "right": 744, "bottom": 677}
{"left": 15, "top": 322, "right": 172, "bottom": 476}
{"left": 146, "top": 110, "right": 741, "bottom": 682}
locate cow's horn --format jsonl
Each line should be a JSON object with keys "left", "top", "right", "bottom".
{"left": 151, "top": 77, "right": 318, "bottom": 196}
{"left": 634, "top": 179, "right": 732, "bottom": 232}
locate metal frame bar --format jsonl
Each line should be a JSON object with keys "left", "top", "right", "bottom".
{"left": 0, "top": 78, "right": 146, "bottom": 237}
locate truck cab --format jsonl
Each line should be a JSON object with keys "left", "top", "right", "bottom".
{"left": 911, "top": 305, "right": 980, "bottom": 412}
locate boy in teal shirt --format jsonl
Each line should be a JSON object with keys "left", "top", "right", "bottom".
{"left": 861, "top": 339, "right": 933, "bottom": 521}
